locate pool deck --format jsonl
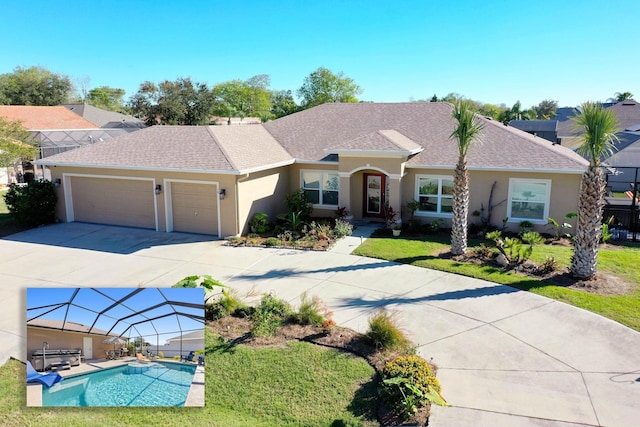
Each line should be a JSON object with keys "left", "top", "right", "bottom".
{"left": 26, "top": 358, "right": 203, "bottom": 407}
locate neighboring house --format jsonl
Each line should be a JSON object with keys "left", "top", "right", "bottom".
{"left": 160, "top": 330, "right": 205, "bottom": 358}
{"left": 211, "top": 116, "right": 262, "bottom": 125}
{"left": 0, "top": 106, "right": 140, "bottom": 184}
{"left": 35, "top": 102, "right": 589, "bottom": 237}
{"left": 508, "top": 120, "right": 559, "bottom": 143}
{"left": 27, "top": 319, "right": 118, "bottom": 367}
{"left": 604, "top": 131, "right": 640, "bottom": 192}
{"left": 62, "top": 103, "right": 147, "bottom": 130}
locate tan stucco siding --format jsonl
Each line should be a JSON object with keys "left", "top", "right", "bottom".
{"left": 48, "top": 166, "right": 238, "bottom": 237}
{"left": 27, "top": 327, "right": 113, "bottom": 361}
{"left": 404, "top": 169, "right": 581, "bottom": 234}
{"left": 337, "top": 155, "right": 406, "bottom": 177}
{"left": 237, "top": 167, "right": 290, "bottom": 235}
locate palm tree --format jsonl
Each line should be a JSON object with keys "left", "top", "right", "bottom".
{"left": 570, "top": 102, "right": 620, "bottom": 279}
{"left": 450, "top": 100, "right": 484, "bottom": 255}
{"left": 609, "top": 91, "right": 633, "bottom": 103}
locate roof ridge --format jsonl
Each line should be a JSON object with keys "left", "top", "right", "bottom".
{"left": 206, "top": 125, "right": 239, "bottom": 171}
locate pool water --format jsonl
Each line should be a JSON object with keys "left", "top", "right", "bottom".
{"left": 42, "top": 362, "right": 197, "bottom": 406}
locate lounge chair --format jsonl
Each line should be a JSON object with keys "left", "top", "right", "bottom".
{"left": 136, "top": 353, "right": 151, "bottom": 362}
{"left": 26, "top": 361, "right": 62, "bottom": 387}
{"left": 181, "top": 351, "right": 195, "bottom": 362}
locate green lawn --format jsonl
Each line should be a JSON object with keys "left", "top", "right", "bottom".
{"left": 353, "top": 234, "right": 640, "bottom": 332}
{"left": 0, "top": 328, "right": 378, "bottom": 427}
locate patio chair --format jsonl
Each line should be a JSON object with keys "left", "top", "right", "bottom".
{"left": 26, "top": 361, "right": 62, "bottom": 388}
{"left": 181, "top": 351, "right": 195, "bottom": 362}
{"left": 136, "top": 353, "right": 151, "bottom": 362}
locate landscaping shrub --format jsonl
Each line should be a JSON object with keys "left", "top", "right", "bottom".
{"left": 365, "top": 310, "right": 411, "bottom": 352}
{"left": 251, "top": 294, "right": 294, "bottom": 337}
{"left": 157, "top": 351, "right": 164, "bottom": 358}
{"left": 264, "top": 237, "right": 281, "bottom": 246}
{"left": 3, "top": 180, "right": 57, "bottom": 227}
{"left": 205, "top": 302, "right": 227, "bottom": 321}
{"left": 294, "top": 292, "right": 328, "bottom": 327}
{"left": 249, "top": 212, "right": 270, "bottom": 233}
{"left": 284, "top": 188, "right": 313, "bottom": 220}
{"left": 333, "top": 219, "right": 353, "bottom": 238}
{"left": 381, "top": 355, "right": 446, "bottom": 418}
{"left": 218, "top": 289, "right": 246, "bottom": 315}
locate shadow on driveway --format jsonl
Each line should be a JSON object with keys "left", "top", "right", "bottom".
{"left": 2, "top": 222, "right": 215, "bottom": 255}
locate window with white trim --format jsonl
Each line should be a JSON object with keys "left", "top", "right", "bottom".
{"left": 416, "top": 175, "right": 453, "bottom": 215}
{"left": 302, "top": 171, "right": 339, "bottom": 206}
{"left": 507, "top": 178, "right": 551, "bottom": 222}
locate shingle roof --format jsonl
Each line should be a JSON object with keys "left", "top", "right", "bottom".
{"left": 326, "top": 129, "right": 423, "bottom": 155}
{"left": 265, "top": 102, "right": 587, "bottom": 171}
{"left": 208, "top": 125, "right": 294, "bottom": 171}
{"left": 508, "top": 120, "right": 558, "bottom": 133}
{"left": 37, "top": 125, "right": 294, "bottom": 173}
{"left": 27, "top": 318, "right": 112, "bottom": 336}
{"left": 0, "top": 105, "right": 99, "bottom": 130}
{"left": 62, "top": 103, "right": 146, "bottom": 129}
{"left": 606, "top": 99, "right": 640, "bottom": 131}
{"left": 38, "top": 126, "right": 235, "bottom": 172}
{"left": 37, "top": 103, "right": 588, "bottom": 174}
{"left": 166, "top": 330, "right": 204, "bottom": 342}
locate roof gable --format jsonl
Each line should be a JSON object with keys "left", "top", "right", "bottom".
{"left": 0, "top": 105, "right": 99, "bottom": 130}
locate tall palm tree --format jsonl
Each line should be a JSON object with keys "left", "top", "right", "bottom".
{"left": 570, "top": 102, "right": 620, "bottom": 279}
{"left": 450, "top": 100, "right": 484, "bottom": 256}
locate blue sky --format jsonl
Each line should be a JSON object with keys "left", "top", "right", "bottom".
{"left": 1, "top": 0, "right": 638, "bottom": 108}
{"left": 27, "top": 288, "right": 204, "bottom": 341}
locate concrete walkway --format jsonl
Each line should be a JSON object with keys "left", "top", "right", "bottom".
{"left": 2, "top": 223, "right": 639, "bottom": 426}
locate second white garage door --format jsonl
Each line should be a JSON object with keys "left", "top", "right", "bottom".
{"left": 170, "top": 182, "right": 219, "bottom": 235}
{"left": 70, "top": 177, "right": 156, "bottom": 229}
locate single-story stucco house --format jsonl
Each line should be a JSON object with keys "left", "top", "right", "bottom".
{"left": 35, "top": 102, "right": 589, "bottom": 237}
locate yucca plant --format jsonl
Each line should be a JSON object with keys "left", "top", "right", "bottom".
{"left": 449, "top": 100, "right": 484, "bottom": 255}
{"left": 570, "top": 102, "right": 619, "bottom": 279}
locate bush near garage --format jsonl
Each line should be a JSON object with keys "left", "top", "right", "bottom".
{"left": 3, "top": 180, "right": 57, "bottom": 227}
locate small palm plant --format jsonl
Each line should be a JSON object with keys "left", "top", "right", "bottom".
{"left": 570, "top": 102, "right": 619, "bottom": 279}
{"left": 449, "top": 100, "right": 484, "bottom": 255}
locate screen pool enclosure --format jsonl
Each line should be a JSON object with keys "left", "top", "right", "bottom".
{"left": 27, "top": 287, "right": 205, "bottom": 359}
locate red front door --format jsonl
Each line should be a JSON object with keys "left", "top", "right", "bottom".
{"left": 363, "top": 173, "right": 386, "bottom": 218}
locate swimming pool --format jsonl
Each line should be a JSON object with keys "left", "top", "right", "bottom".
{"left": 41, "top": 361, "right": 197, "bottom": 406}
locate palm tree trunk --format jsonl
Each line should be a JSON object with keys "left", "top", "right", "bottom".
{"left": 570, "top": 166, "right": 605, "bottom": 279}
{"left": 451, "top": 158, "right": 469, "bottom": 255}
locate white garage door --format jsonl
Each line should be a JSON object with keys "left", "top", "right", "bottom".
{"left": 170, "top": 182, "right": 218, "bottom": 235}
{"left": 71, "top": 177, "right": 156, "bottom": 229}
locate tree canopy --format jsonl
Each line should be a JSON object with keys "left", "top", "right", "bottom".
{"left": 297, "top": 67, "right": 362, "bottom": 109}
{"left": 87, "top": 86, "right": 127, "bottom": 112}
{"left": 128, "top": 78, "right": 215, "bottom": 125}
{"left": 610, "top": 91, "right": 634, "bottom": 103}
{"left": 212, "top": 75, "right": 273, "bottom": 122}
{"left": 0, "top": 117, "right": 37, "bottom": 168}
{"left": 0, "top": 66, "right": 72, "bottom": 106}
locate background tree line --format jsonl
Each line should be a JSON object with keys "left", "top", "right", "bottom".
{"left": 0, "top": 65, "right": 634, "bottom": 126}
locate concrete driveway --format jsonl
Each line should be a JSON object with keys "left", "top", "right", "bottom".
{"left": 2, "top": 223, "right": 639, "bottom": 426}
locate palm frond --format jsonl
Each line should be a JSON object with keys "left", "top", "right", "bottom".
{"left": 450, "top": 100, "right": 484, "bottom": 157}
{"left": 572, "top": 102, "right": 620, "bottom": 165}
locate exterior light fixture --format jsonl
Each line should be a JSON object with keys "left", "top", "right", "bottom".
{"left": 219, "top": 189, "right": 226, "bottom": 200}
{"left": 155, "top": 184, "right": 162, "bottom": 195}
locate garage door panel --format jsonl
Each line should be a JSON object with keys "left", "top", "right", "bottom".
{"left": 71, "top": 177, "right": 155, "bottom": 229}
{"left": 171, "top": 182, "right": 218, "bottom": 235}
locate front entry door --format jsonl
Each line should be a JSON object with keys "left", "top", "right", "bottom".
{"left": 364, "top": 173, "right": 386, "bottom": 218}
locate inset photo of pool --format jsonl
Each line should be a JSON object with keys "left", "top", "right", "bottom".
{"left": 26, "top": 287, "right": 205, "bottom": 407}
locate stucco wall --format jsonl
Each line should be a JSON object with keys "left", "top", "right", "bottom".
{"left": 402, "top": 168, "right": 582, "bottom": 234}
{"left": 237, "top": 166, "right": 290, "bottom": 235}
{"left": 27, "top": 327, "right": 113, "bottom": 361}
